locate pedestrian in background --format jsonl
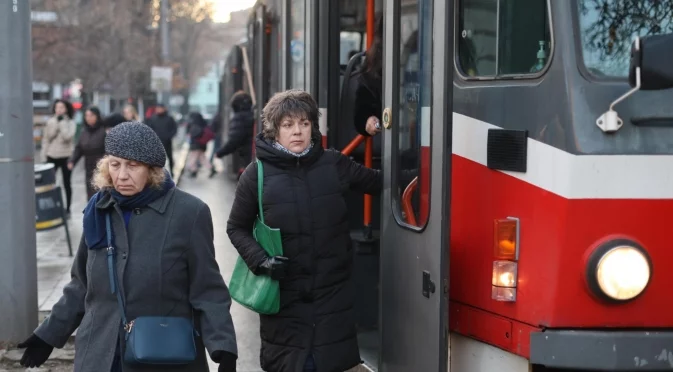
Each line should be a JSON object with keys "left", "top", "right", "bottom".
{"left": 102, "top": 113, "right": 126, "bottom": 134}
{"left": 122, "top": 104, "right": 140, "bottom": 122}
{"left": 214, "top": 91, "right": 255, "bottom": 177}
{"left": 41, "top": 99, "right": 77, "bottom": 216}
{"left": 19, "top": 122, "right": 239, "bottom": 372}
{"left": 186, "top": 112, "right": 216, "bottom": 178}
{"left": 146, "top": 104, "right": 178, "bottom": 175}
{"left": 227, "top": 90, "right": 382, "bottom": 372}
{"left": 68, "top": 106, "right": 106, "bottom": 200}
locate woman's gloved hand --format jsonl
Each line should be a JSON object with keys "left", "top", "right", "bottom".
{"left": 18, "top": 333, "right": 54, "bottom": 368}
{"left": 257, "top": 256, "right": 289, "bottom": 280}
{"left": 212, "top": 350, "right": 237, "bottom": 372}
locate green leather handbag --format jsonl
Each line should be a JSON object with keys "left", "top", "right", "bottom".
{"left": 229, "top": 159, "right": 284, "bottom": 314}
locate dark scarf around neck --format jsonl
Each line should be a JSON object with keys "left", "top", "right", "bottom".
{"left": 83, "top": 169, "right": 175, "bottom": 250}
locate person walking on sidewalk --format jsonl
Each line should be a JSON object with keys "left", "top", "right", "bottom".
{"left": 68, "top": 106, "right": 106, "bottom": 200}
{"left": 19, "top": 122, "right": 238, "bottom": 372}
{"left": 123, "top": 104, "right": 140, "bottom": 122}
{"left": 41, "top": 99, "right": 77, "bottom": 215}
{"left": 186, "top": 112, "right": 216, "bottom": 178}
{"left": 214, "top": 91, "right": 255, "bottom": 178}
{"left": 103, "top": 113, "right": 126, "bottom": 134}
{"left": 227, "top": 90, "right": 382, "bottom": 372}
{"left": 146, "top": 104, "right": 178, "bottom": 175}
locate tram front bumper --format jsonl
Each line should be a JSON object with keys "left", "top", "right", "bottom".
{"left": 530, "top": 330, "right": 673, "bottom": 370}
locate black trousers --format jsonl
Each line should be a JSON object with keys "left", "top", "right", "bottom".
{"left": 46, "top": 156, "right": 72, "bottom": 212}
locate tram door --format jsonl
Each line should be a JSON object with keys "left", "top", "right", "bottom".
{"left": 379, "top": 0, "right": 450, "bottom": 371}
{"left": 249, "top": 4, "right": 269, "bottom": 124}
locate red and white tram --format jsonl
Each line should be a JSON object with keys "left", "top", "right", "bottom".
{"left": 221, "top": 0, "right": 673, "bottom": 370}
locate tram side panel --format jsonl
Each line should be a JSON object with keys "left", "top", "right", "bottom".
{"left": 448, "top": 1, "right": 673, "bottom": 370}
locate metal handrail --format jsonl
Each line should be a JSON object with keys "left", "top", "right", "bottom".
{"left": 341, "top": 135, "right": 366, "bottom": 156}
{"left": 402, "top": 176, "right": 419, "bottom": 226}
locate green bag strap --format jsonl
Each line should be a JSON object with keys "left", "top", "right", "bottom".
{"left": 256, "top": 158, "right": 264, "bottom": 224}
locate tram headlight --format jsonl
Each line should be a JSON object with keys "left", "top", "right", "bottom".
{"left": 587, "top": 240, "right": 651, "bottom": 302}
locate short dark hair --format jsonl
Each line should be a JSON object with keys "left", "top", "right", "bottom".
{"left": 52, "top": 99, "right": 74, "bottom": 119}
{"left": 188, "top": 112, "right": 206, "bottom": 127}
{"left": 261, "top": 90, "right": 321, "bottom": 142}
{"left": 86, "top": 106, "right": 102, "bottom": 124}
{"left": 230, "top": 91, "right": 253, "bottom": 112}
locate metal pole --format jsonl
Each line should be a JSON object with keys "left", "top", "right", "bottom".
{"left": 0, "top": 0, "right": 38, "bottom": 343}
{"left": 160, "top": 0, "right": 171, "bottom": 106}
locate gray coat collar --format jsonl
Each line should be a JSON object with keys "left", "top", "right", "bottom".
{"left": 94, "top": 187, "right": 175, "bottom": 214}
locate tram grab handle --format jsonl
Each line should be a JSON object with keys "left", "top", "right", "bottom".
{"left": 402, "top": 176, "right": 419, "bottom": 227}
{"left": 341, "top": 135, "right": 366, "bottom": 157}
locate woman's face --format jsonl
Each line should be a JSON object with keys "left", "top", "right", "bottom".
{"left": 54, "top": 102, "right": 67, "bottom": 117}
{"left": 108, "top": 156, "right": 150, "bottom": 196}
{"left": 276, "top": 115, "right": 312, "bottom": 154}
{"left": 84, "top": 110, "right": 97, "bottom": 126}
{"left": 123, "top": 107, "right": 135, "bottom": 121}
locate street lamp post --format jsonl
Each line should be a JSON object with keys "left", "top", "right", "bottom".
{"left": 160, "top": 0, "right": 171, "bottom": 106}
{"left": 0, "top": 0, "right": 39, "bottom": 343}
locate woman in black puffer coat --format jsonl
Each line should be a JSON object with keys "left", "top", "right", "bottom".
{"left": 227, "top": 90, "right": 381, "bottom": 372}
{"left": 215, "top": 91, "right": 255, "bottom": 167}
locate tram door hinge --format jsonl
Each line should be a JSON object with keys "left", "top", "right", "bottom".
{"left": 422, "top": 271, "right": 436, "bottom": 298}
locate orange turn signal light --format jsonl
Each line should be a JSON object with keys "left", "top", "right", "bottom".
{"left": 494, "top": 218, "right": 518, "bottom": 261}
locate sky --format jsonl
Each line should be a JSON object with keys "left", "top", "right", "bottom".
{"left": 211, "top": 0, "right": 257, "bottom": 23}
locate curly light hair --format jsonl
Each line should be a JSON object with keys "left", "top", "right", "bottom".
{"left": 261, "top": 89, "right": 322, "bottom": 143}
{"left": 91, "top": 155, "right": 166, "bottom": 191}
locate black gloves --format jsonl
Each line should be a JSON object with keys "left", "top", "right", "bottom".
{"left": 18, "top": 333, "right": 54, "bottom": 368}
{"left": 257, "top": 256, "right": 289, "bottom": 280}
{"left": 212, "top": 350, "right": 237, "bottom": 372}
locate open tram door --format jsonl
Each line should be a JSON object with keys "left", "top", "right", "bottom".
{"left": 378, "top": 0, "right": 452, "bottom": 371}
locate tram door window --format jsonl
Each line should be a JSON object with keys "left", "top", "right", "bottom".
{"left": 340, "top": 31, "right": 363, "bottom": 65}
{"left": 289, "top": 0, "right": 306, "bottom": 89}
{"left": 394, "top": 0, "right": 433, "bottom": 228}
{"left": 458, "top": 0, "right": 551, "bottom": 77}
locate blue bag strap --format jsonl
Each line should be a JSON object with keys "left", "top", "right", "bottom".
{"left": 105, "top": 213, "right": 199, "bottom": 337}
{"left": 106, "top": 213, "right": 128, "bottom": 327}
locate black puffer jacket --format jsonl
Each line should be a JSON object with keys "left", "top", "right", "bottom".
{"left": 146, "top": 112, "right": 178, "bottom": 146}
{"left": 227, "top": 134, "right": 381, "bottom": 372}
{"left": 68, "top": 123, "right": 106, "bottom": 199}
{"left": 215, "top": 111, "right": 254, "bottom": 161}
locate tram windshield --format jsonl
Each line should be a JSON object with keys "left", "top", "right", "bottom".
{"left": 577, "top": 0, "right": 673, "bottom": 78}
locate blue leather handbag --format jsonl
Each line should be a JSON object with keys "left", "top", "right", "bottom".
{"left": 105, "top": 214, "right": 198, "bottom": 365}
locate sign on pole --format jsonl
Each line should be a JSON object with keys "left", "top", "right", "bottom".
{"left": 151, "top": 66, "right": 173, "bottom": 93}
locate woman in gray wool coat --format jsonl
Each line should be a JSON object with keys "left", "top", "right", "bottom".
{"left": 18, "top": 122, "right": 238, "bottom": 372}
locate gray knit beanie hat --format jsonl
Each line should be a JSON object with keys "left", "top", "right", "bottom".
{"left": 105, "top": 121, "right": 166, "bottom": 168}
